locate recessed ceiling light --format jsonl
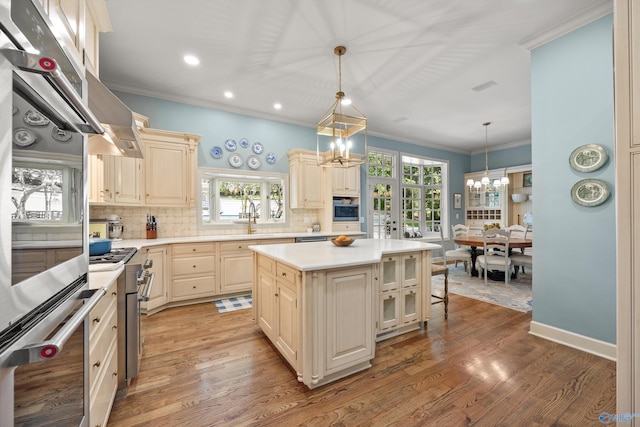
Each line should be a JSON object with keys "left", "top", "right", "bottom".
{"left": 224, "top": 91, "right": 234, "bottom": 99}
{"left": 183, "top": 55, "right": 200, "bottom": 66}
{"left": 274, "top": 103, "right": 282, "bottom": 110}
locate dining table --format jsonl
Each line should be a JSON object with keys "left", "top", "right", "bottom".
{"left": 452, "top": 234, "right": 533, "bottom": 277}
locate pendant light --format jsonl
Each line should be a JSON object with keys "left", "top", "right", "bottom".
{"left": 316, "top": 46, "right": 367, "bottom": 168}
{"left": 466, "top": 122, "right": 509, "bottom": 193}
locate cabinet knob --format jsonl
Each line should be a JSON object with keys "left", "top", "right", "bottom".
{"left": 192, "top": 248, "right": 196, "bottom": 251}
{"left": 112, "top": 291, "right": 117, "bottom": 296}
{"left": 238, "top": 245, "right": 242, "bottom": 248}
{"left": 112, "top": 325, "right": 117, "bottom": 330}
{"left": 112, "top": 372, "right": 118, "bottom": 377}
{"left": 93, "top": 317, "right": 100, "bottom": 323}
{"left": 387, "top": 295, "right": 393, "bottom": 300}
{"left": 146, "top": 194, "right": 150, "bottom": 197}
{"left": 192, "top": 286, "right": 196, "bottom": 289}
{"left": 93, "top": 361, "right": 101, "bottom": 368}
{"left": 193, "top": 265, "right": 197, "bottom": 268}
{"left": 282, "top": 272, "right": 287, "bottom": 277}
{"left": 275, "top": 293, "right": 279, "bottom": 297}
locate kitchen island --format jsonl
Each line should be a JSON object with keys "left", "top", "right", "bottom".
{"left": 249, "top": 238, "right": 439, "bottom": 389}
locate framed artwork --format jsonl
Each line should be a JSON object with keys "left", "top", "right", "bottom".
{"left": 523, "top": 172, "right": 533, "bottom": 187}
{"left": 453, "top": 193, "right": 462, "bottom": 209}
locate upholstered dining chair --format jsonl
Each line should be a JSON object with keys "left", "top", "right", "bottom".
{"left": 431, "top": 227, "right": 449, "bottom": 319}
{"left": 477, "top": 228, "right": 513, "bottom": 285}
{"left": 446, "top": 224, "right": 473, "bottom": 274}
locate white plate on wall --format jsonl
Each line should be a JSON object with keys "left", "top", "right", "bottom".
{"left": 228, "top": 153, "right": 243, "bottom": 168}
{"left": 247, "top": 155, "right": 261, "bottom": 170}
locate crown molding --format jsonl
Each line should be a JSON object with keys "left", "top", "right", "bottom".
{"left": 470, "top": 138, "right": 532, "bottom": 156}
{"left": 519, "top": 1, "right": 613, "bottom": 50}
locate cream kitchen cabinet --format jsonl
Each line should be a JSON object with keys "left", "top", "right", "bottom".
{"left": 141, "top": 245, "right": 168, "bottom": 315}
{"left": 141, "top": 128, "right": 201, "bottom": 207}
{"left": 331, "top": 166, "right": 360, "bottom": 197}
{"left": 287, "top": 149, "right": 324, "bottom": 209}
{"left": 88, "top": 277, "right": 118, "bottom": 427}
{"left": 170, "top": 243, "right": 215, "bottom": 301}
{"left": 376, "top": 252, "right": 422, "bottom": 340}
{"left": 88, "top": 154, "right": 143, "bottom": 205}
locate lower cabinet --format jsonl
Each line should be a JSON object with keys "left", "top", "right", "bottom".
{"left": 170, "top": 243, "right": 216, "bottom": 301}
{"left": 218, "top": 240, "right": 257, "bottom": 294}
{"left": 89, "top": 278, "right": 119, "bottom": 427}
{"left": 376, "top": 251, "right": 422, "bottom": 340}
{"left": 141, "top": 246, "right": 168, "bottom": 314}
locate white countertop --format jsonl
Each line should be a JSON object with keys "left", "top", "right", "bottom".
{"left": 249, "top": 238, "right": 440, "bottom": 271}
{"left": 88, "top": 266, "right": 123, "bottom": 290}
{"left": 110, "top": 231, "right": 365, "bottom": 250}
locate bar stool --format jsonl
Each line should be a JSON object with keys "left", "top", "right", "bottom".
{"left": 431, "top": 227, "right": 449, "bottom": 319}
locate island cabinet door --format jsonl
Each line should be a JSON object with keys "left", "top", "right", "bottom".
{"left": 324, "top": 267, "right": 374, "bottom": 375}
{"left": 275, "top": 279, "right": 298, "bottom": 368}
{"left": 256, "top": 269, "right": 277, "bottom": 342}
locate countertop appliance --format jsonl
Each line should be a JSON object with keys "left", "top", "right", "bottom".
{"left": 295, "top": 235, "right": 328, "bottom": 243}
{"left": 1, "top": 0, "right": 105, "bottom": 424}
{"left": 117, "top": 249, "right": 154, "bottom": 390}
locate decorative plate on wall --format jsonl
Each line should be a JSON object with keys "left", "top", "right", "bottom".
{"left": 51, "top": 126, "right": 72, "bottom": 142}
{"left": 228, "top": 153, "right": 243, "bottom": 168}
{"left": 247, "top": 155, "right": 261, "bottom": 170}
{"left": 23, "top": 110, "right": 50, "bottom": 126}
{"left": 570, "top": 178, "right": 610, "bottom": 207}
{"left": 239, "top": 138, "right": 249, "bottom": 148}
{"left": 14, "top": 128, "right": 37, "bottom": 146}
{"left": 210, "top": 146, "right": 223, "bottom": 159}
{"left": 224, "top": 139, "right": 237, "bottom": 151}
{"left": 569, "top": 144, "right": 608, "bottom": 173}
{"left": 252, "top": 142, "right": 264, "bottom": 154}
{"left": 265, "top": 152, "right": 277, "bottom": 164}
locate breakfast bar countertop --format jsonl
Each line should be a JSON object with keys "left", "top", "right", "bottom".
{"left": 249, "top": 238, "right": 440, "bottom": 271}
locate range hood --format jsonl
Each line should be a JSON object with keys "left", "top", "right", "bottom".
{"left": 86, "top": 71, "right": 144, "bottom": 158}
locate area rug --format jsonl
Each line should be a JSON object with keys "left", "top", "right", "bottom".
{"left": 431, "top": 264, "right": 532, "bottom": 312}
{"left": 214, "top": 295, "right": 252, "bottom": 313}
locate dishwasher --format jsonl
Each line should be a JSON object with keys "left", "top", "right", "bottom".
{"left": 295, "top": 235, "right": 328, "bottom": 243}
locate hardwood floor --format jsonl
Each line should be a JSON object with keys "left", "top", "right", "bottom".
{"left": 108, "top": 295, "right": 615, "bottom": 426}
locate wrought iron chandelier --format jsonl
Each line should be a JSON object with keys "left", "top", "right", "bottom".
{"left": 316, "top": 46, "right": 367, "bottom": 168}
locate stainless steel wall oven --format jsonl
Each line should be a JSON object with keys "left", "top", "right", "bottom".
{"left": 0, "top": 0, "right": 104, "bottom": 425}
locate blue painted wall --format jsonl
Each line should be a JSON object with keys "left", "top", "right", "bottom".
{"left": 114, "top": 92, "right": 472, "bottom": 230}
{"left": 470, "top": 143, "right": 532, "bottom": 172}
{"left": 531, "top": 14, "right": 615, "bottom": 343}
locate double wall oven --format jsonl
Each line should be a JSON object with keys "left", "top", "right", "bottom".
{"left": 0, "top": 0, "right": 105, "bottom": 426}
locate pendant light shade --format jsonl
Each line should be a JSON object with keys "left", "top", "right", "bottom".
{"left": 466, "top": 122, "right": 509, "bottom": 193}
{"left": 317, "top": 46, "right": 367, "bottom": 168}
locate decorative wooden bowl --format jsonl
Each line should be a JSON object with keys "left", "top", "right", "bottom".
{"left": 331, "top": 237, "right": 354, "bottom": 247}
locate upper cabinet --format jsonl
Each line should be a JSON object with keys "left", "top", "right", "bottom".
{"left": 141, "top": 128, "right": 201, "bottom": 207}
{"left": 331, "top": 166, "right": 360, "bottom": 197}
{"left": 40, "top": 0, "right": 112, "bottom": 75}
{"left": 88, "top": 154, "right": 143, "bottom": 205}
{"left": 287, "top": 149, "right": 325, "bottom": 209}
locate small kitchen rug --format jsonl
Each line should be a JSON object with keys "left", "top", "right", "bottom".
{"left": 214, "top": 295, "right": 252, "bottom": 313}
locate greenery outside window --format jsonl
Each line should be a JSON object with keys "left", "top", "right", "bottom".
{"left": 401, "top": 155, "right": 447, "bottom": 239}
{"left": 199, "top": 168, "right": 287, "bottom": 227}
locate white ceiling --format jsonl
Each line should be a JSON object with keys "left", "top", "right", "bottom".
{"left": 99, "top": 0, "right": 612, "bottom": 153}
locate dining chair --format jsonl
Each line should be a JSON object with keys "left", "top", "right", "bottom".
{"left": 477, "top": 228, "right": 513, "bottom": 285}
{"left": 510, "top": 226, "right": 532, "bottom": 275}
{"left": 431, "top": 227, "right": 449, "bottom": 319}
{"left": 446, "top": 224, "right": 473, "bottom": 274}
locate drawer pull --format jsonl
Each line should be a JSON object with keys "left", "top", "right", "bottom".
{"left": 275, "top": 293, "right": 279, "bottom": 297}
{"left": 112, "top": 325, "right": 117, "bottom": 330}
{"left": 193, "top": 248, "right": 196, "bottom": 251}
{"left": 281, "top": 272, "right": 287, "bottom": 277}
{"left": 93, "top": 361, "right": 101, "bottom": 368}
{"left": 238, "top": 245, "right": 242, "bottom": 249}
{"left": 112, "top": 372, "right": 118, "bottom": 377}
{"left": 192, "top": 286, "right": 197, "bottom": 289}
{"left": 93, "top": 317, "right": 100, "bottom": 323}
{"left": 112, "top": 291, "right": 117, "bottom": 296}
{"left": 193, "top": 265, "right": 197, "bottom": 268}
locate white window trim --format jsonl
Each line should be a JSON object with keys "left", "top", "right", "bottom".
{"left": 198, "top": 167, "right": 289, "bottom": 230}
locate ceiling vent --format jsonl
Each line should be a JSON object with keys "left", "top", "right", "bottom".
{"left": 472, "top": 80, "right": 498, "bottom": 92}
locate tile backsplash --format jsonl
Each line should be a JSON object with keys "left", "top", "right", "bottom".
{"left": 90, "top": 206, "right": 320, "bottom": 239}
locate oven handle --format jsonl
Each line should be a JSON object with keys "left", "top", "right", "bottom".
{"left": 0, "top": 48, "right": 105, "bottom": 135}
{"left": 8, "top": 287, "right": 107, "bottom": 367}
{"left": 139, "top": 272, "right": 155, "bottom": 302}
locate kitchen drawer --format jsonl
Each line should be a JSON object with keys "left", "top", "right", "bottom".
{"left": 89, "top": 281, "right": 117, "bottom": 337}
{"left": 258, "top": 254, "right": 276, "bottom": 275}
{"left": 219, "top": 240, "right": 258, "bottom": 252}
{"left": 172, "top": 243, "right": 215, "bottom": 256}
{"left": 90, "top": 340, "right": 118, "bottom": 427}
{"left": 89, "top": 304, "right": 117, "bottom": 395}
{"left": 172, "top": 255, "right": 215, "bottom": 276}
{"left": 172, "top": 276, "right": 215, "bottom": 299}
{"left": 276, "top": 262, "right": 297, "bottom": 286}
{"left": 332, "top": 222, "right": 361, "bottom": 232}
{"left": 258, "top": 238, "right": 295, "bottom": 245}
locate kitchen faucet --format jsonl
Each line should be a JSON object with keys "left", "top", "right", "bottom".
{"left": 247, "top": 200, "right": 257, "bottom": 234}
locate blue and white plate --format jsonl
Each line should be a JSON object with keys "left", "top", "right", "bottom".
{"left": 266, "top": 152, "right": 277, "bottom": 164}
{"left": 247, "top": 155, "right": 261, "bottom": 170}
{"left": 239, "top": 138, "right": 249, "bottom": 148}
{"left": 228, "top": 153, "right": 243, "bottom": 168}
{"left": 210, "top": 146, "right": 223, "bottom": 159}
{"left": 252, "top": 142, "right": 264, "bottom": 154}
{"left": 14, "top": 128, "right": 37, "bottom": 146}
{"left": 24, "top": 109, "right": 50, "bottom": 126}
{"left": 51, "top": 126, "right": 72, "bottom": 142}
{"left": 225, "top": 139, "right": 237, "bottom": 151}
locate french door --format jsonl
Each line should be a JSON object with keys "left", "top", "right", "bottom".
{"left": 368, "top": 179, "right": 399, "bottom": 239}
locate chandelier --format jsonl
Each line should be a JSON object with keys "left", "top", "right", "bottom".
{"left": 466, "top": 122, "right": 509, "bottom": 192}
{"left": 316, "top": 46, "right": 367, "bottom": 168}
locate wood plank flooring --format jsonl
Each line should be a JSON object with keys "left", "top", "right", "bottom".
{"left": 108, "top": 295, "right": 615, "bottom": 426}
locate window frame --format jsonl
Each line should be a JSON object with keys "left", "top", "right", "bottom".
{"left": 198, "top": 167, "right": 289, "bottom": 230}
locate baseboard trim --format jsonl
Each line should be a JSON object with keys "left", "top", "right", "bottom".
{"left": 529, "top": 321, "right": 616, "bottom": 361}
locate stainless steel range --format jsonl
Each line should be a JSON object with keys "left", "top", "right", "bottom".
{"left": 89, "top": 247, "right": 138, "bottom": 272}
